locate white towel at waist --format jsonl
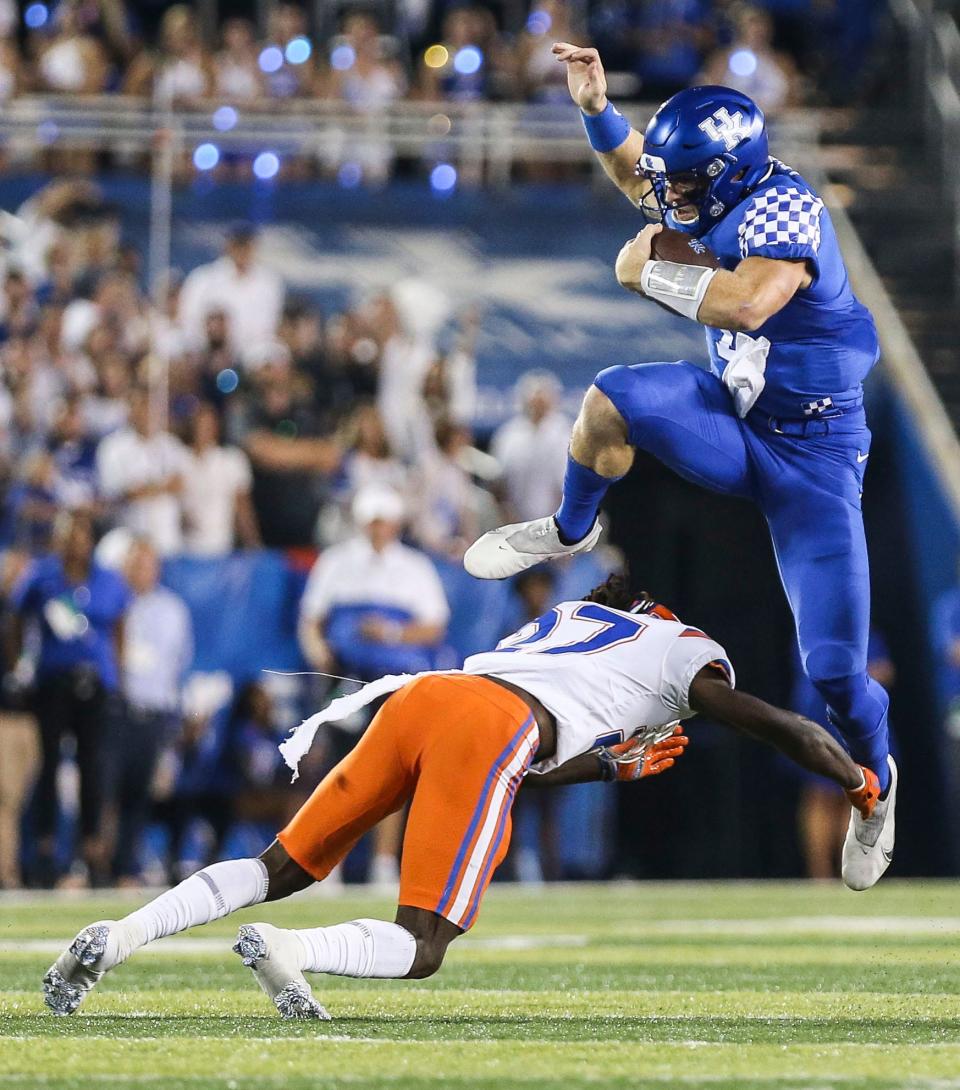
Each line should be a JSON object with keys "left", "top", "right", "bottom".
{"left": 279, "top": 670, "right": 452, "bottom": 780}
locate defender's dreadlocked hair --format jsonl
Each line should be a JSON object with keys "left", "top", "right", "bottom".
{"left": 582, "top": 573, "right": 652, "bottom": 613}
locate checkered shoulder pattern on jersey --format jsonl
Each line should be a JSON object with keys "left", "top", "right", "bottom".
{"left": 737, "top": 183, "right": 824, "bottom": 263}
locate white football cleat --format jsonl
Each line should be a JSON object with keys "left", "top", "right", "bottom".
{"left": 42, "top": 921, "right": 133, "bottom": 1015}
{"left": 842, "top": 755, "right": 898, "bottom": 891}
{"left": 463, "top": 516, "right": 602, "bottom": 580}
{"left": 234, "top": 923, "right": 330, "bottom": 1020}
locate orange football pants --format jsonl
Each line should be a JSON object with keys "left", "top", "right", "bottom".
{"left": 278, "top": 673, "right": 540, "bottom": 930}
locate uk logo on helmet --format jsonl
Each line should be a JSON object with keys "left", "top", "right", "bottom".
{"left": 698, "top": 108, "right": 750, "bottom": 151}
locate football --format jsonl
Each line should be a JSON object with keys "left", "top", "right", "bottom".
{"left": 650, "top": 227, "right": 723, "bottom": 269}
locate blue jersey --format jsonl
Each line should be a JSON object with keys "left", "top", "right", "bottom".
{"left": 12, "top": 556, "right": 130, "bottom": 690}
{"left": 699, "top": 161, "right": 879, "bottom": 419}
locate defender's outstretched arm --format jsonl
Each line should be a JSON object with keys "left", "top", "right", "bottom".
{"left": 552, "top": 42, "right": 647, "bottom": 206}
{"left": 688, "top": 667, "right": 860, "bottom": 788}
{"left": 524, "top": 730, "right": 689, "bottom": 788}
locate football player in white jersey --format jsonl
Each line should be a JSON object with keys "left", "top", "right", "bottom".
{"left": 43, "top": 575, "right": 879, "bottom": 1020}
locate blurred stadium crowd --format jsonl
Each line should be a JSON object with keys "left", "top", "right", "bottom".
{"left": 0, "top": 174, "right": 588, "bottom": 890}
{"left": 0, "top": 0, "right": 885, "bottom": 118}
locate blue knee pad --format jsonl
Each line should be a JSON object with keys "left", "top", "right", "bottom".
{"left": 805, "top": 644, "right": 890, "bottom": 783}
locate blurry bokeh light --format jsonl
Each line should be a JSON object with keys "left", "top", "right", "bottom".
{"left": 424, "top": 44, "right": 449, "bottom": 69}
{"left": 212, "top": 106, "right": 238, "bottom": 132}
{"left": 285, "top": 37, "right": 311, "bottom": 65}
{"left": 331, "top": 44, "right": 356, "bottom": 71}
{"left": 454, "top": 47, "right": 483, "bottom": 76}
{"left": 729, "top": 50, "right": 758, "bottom": 77}
{"left": 430, "top": 163, "right": 458, "bottom": 193}
{"left": 258, "top": 46, "right": 284, "bottom": 73}
{"left": 526, "top": 10, "right": 552, "bottom": 34}
{"left": 253, "top": 152, "right": 280, "bottom": 179}
{"left": 193, "top": 143, "right": 220, "bottom": 171}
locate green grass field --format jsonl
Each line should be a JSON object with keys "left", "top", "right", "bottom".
{"left": 2, "top": 881, "right": 959, "bottom": 1089}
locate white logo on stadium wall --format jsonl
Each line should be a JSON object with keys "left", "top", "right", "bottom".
{"left": 244, "top": 224, "right": 684, "bottom": 328}
{"left": 180, "top": 221, "right": 709, "bottom": 421}
{"left": 698, "top": 108, "right": 750, "bottom": 151}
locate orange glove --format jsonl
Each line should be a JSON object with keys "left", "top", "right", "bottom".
{"left": 845, "top": 764, "right": 881, "bottom": 819}
{"left": 598, "top": 726, "right": 690, "bottom": 782}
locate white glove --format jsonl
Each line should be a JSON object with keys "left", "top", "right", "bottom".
{"left": 719, "top": 332, "right": 771, "bottom": 418}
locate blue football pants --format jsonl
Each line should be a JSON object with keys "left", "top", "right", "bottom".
{"left": 595, "top": 360, "right": 890, "bottom": 780}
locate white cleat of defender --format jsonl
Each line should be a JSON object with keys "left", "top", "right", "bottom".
{"left": 233, "top": 923, "right": 330, "bottom": 1020}
{"left": 463, "top": 516, "right": 602, "bottom": 580}
{"left": 42, "top": 921, "right": 130, "bottom": 1015}
{"left": 842, "top": 754, "right": 898, "bottom": 891}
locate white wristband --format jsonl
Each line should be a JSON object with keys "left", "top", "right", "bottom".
{"left": 640, "top": 260, "right": 717, "bottom": 321}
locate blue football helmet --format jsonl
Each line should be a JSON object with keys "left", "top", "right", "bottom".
{"left": 637, "top": 86, "right": 770, "bottom": 235}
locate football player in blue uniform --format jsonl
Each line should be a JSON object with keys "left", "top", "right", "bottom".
{"left": 465, "top": 43, "right": 896, "bottom": 890}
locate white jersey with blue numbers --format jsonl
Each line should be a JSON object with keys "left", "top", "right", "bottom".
{"left": 700, "top": 160, "right": 879, "bottom": 420}
{"left": 462, "top": 601, "right": 734, "bottom": 773}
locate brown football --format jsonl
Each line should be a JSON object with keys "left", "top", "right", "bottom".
{"left": 650, "top": 227, "right": 723, "bottom": 270}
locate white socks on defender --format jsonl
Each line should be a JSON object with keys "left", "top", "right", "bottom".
{"left": 122, "top": 859, "right": 270, "bottom": 949}
{"left": 295, "top": 918, "right": 417, "bottom": 978}
{"left": 112, "top": 861, "right": 417, "bottom": 980}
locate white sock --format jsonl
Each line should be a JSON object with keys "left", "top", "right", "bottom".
{"left": 122, "top": 859, "right": 270, "bottom": 950}
{"left": 294, "top": 918, "right": 417, "bottom": 978}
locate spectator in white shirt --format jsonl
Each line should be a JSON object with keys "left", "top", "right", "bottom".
{"left": 318, "top": 403, "right": 409, "bottom": 546}
{"left": 213, "top": 17, "right": 264, "bottom": 103}
{"left": 490, "top": 369, "right": 572, "bottom": 522}
{"left": 177, "top": 223, "right": 284, "bottom": 357}
{"left": 376, "top": 294, "right": 477, "bottom": 462}
{"left": 298, "top": 484, "right": 450, "bottom": 885}
{"left": 96, "top": 387, "right": 190, "bottom": 556}
{"left": 298, "top": 485, "right": 450, "bottom": 679}
{"left": 340, "top": 403, "right": 409, "bottom": 498}
{"left": 411, "top": 418, "right": 479, "bottom": 561}
{"left": 182, "top": 402, "right": 260, "bottom": 556}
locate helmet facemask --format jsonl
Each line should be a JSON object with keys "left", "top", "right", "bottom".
{"left": 636, "top": 154, "right": 730, "bottom": 234}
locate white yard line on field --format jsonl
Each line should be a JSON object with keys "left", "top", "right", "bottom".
{"left": 4, "top": 916, "right": 960, "bottom": 958}
{"left": 643, "top": 916, "right": 960, "bottom": 936}
{"left": 0, "top": 934, "right": 590, "bottom": 956}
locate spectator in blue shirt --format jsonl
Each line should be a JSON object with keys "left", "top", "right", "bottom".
{"left": 106, "top": 537, "right": 193, "bottom": 884}
{"left": 48, "top": 395, "right": 100, "bottom": 513}
{"left": 0, "top": 450, "right": 60, "bottom": 553}
{"left": 227, "top": 681, "right": 301, "bottom": 832}
{"left": 154, "top": 700, "right": 235, "bottom": 884}
{"left": 10, "top": 508, "right": 130, "bottom": 886}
